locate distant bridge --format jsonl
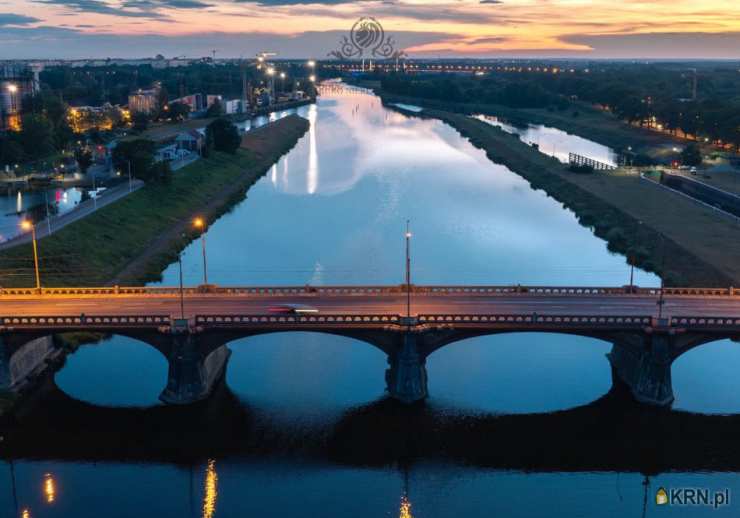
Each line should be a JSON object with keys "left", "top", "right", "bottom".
{"left": 3, "top": 283, "right": 740, "bottom": 407}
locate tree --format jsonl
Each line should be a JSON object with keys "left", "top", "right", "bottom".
{"left": 18, "top": 114, "right": 55, "bottom": 159}
{"left": 112, "top": 139, "right": 156, "bottom": 181}
{"left": 168, "top": 102, "right": 191, "bottom": 121}
{"left": 132, "top": 112, "right": 150, "bottom": 132}
{"left": 74, "top": 147, "right": 94, "bottom": 175}
{"left": 205, "top": 118, "right": 240, "bottom": 154}
{"left": 681, "top": 143, "right": 702, "bottom": 167}
{"left": 0, "top": 138, "right": 24, "bottom": 167}
{"left": 205, "top": 99, "right": 224, "bottom": 118}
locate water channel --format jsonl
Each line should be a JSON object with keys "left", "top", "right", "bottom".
{"left": 4, "top": 83, "right": 740, "bottom": 517}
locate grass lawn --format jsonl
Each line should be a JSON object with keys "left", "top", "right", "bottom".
{"left": 0, "top": 115, "right": 309, "bottom": 287}
{"left": 431, "top": 110, "right": 739, "bottom": 287}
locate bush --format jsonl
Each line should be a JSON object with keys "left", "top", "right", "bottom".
{"left": 568, "top": 164, "right": 595, "bottom": 174}
{"left": 205, "top": 118, "right": 240, "bottom": 154}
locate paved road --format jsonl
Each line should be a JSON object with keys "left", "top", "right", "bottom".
{"left": 0, "top": 179, "right": 145, "bottom": 251}
{"left": 2, "top": 291, "right": 740, "bottom": 320}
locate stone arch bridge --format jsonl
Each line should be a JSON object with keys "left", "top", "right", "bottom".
{"left": 2, "top": 283, "right": 740, "bottom": 407}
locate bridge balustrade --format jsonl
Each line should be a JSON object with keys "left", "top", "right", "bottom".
{"left": 0, "top": 284, "right": 738, "bottom": 298}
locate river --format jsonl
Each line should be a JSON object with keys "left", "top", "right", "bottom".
{"left": 4, "top": 82, "right": 740, "bottom": 517}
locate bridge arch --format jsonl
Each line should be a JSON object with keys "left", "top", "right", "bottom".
{"left": 424, "top": 331, "right": 614, "bottom": 414}
{"left": 54, "top": 333, "right": 169, "bottom": 407}
{"left": 222, "top": 330, "right": 388, "bottom": 413}
{"left": 672, "top": 337, "right": 740, "bottom": 414}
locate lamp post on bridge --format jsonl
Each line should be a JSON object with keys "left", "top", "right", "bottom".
{"left": 178, "top": 251, "right": 185, "bottom": 320}
{"left": 20, "top": 220, "right": 41, "bottom": 292}
{"left": 405, "top": 220, "right": 412, "bottom": 321}
{"left": 193, "top": 217, "right": 209, "bottom": 286}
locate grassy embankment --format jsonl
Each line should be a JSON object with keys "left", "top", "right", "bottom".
{"left": 0, "top": 114, "right": 310, "bottom": 288}
{"left": 135, "top": 99, "right": 313, "bottom": 143}
{"left": 0, "top": 114, "right": 309, "bottom": 417}
{"left": 425, "top": 110, "right": 740, "bottom": 287}
{"left": 359, "top": 80, "right": 681, "bottom": 159}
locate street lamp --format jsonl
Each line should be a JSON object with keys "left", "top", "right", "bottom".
{"left": 405, "top": 220, "right": 412, "bottom": 320}
{"left": 20, "top": 220, "right": 41, "bottom": 292}
{"left": 307, "top": 60, "right": 316, "bottom": 68}
{"left": 193, "top": 216, "right": 209, "bottom": 285}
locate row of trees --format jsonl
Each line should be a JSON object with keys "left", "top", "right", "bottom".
{"left": 378, "top": 64, "right": 740, "bottom": 149}
{"left": 0, "top": 92, "right": 77, "bottom": 167}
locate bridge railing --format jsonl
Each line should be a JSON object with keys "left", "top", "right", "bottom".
{"left": 418, "top": 314, "right": 653, "bottom": 327}
{"left": 671, "top": 316, "right": 740, "bottom": 328}
{"left": 0, "top": 315, "right": 171, "bottom": 328}
{"left": 195, "top": 314, "right": 402, "bottom": 326}
{"left": 0, "top": 285, "right": 736, "bottom": 298}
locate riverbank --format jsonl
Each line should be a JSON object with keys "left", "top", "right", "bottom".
{"left": 0, "top": 114, "right": 310, "bottom": 288}
{"left": 137, "top": 98, "right": 313, "bottom": 143}
{"left": 424, "top": 110, "right": 739, "bottom": 287}
{"left": 0, "top": 115, "right": 309, "bottom": 417}
{"left": 358, "top": 80, "right": 681, "bottom": 160}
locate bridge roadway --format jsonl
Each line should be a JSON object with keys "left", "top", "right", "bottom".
{"left": 2, "top": 288, "right": 740, "bottom": 319}
{"left": 3, "top": 284, "right": 740, "bottom": 408}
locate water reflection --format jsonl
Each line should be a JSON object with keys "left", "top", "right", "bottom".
{"left": 43, "top": 473, "right": 55, "bottom": 504}
{"left": 474, "top": 114, "right": 619, "bottom": 167}
{"left": 0, "top": 187, "right": 83, "bottom": 242}
{"left": 202, "top": 460, "right": 218, "bottom": 518}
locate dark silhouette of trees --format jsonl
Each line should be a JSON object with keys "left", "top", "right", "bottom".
{"left": 205, "top": 118, "right": 240, "bottom": 154}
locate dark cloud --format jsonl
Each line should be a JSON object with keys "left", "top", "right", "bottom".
{"left": 479, "top": 0, "right": 503, "bottom": 3}
{"left": 123, "top": 0, "right": 213, "bottom": 8}
{"left": 237, "top": 0, "right": 354, "bottom": 4}
{"left": 0, "top": 12, "right": 41, "bottom": 26}
{"left": 0, "top": 27, "right": 451, "bottom": 59}
{"left": 33, "top": 0, "right": 167, "bottom": 17}
{"left": 563, "top": 31, "right": 740, "bottom": 59}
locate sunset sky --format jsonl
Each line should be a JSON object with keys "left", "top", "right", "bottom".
{"left": 2, "top": 0, "right": 740, "bottom": 59}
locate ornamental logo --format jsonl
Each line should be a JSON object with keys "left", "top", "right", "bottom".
{"left": 328, "top": 17, "right": 397, "bottom": 59}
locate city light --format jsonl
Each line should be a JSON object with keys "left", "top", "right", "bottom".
{"left": 202, "top": 459, "right": 218, "bottom": 518}
{"left": 7, "top": 83, "right": 18, "bottom": 93}
{"left": 309, "top": 75, "right": 316, "bottom": 83}
{"left": 266, "top": 67, "right": 275, "bottom": 76}
{"left": 44, "top": 473, "right": 56, "bottom": 504}
{"left": 193, "top": 216, "right": 205, "bottom": 229}
{"left": 307, "top": 60, "right": 316, "bottom": 67}
{"left": 21, "top": 219, "right": 33, "bottom": 231}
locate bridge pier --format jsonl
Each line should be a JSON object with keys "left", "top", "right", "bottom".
{"left": 385, "top": 333, "right": 428, "bottom": 404}
{"left": 159, "top": 333, "right": 231, "bottom": 405}
{"left": 607, "top": 334, "right": 674, "bottom": 407}
{"left": 0, "top": 335, "right": 60, "bottom": 393}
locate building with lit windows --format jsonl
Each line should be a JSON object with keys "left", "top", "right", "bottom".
{"left": 128, "top": 83, "right": 161, "bottom": 115}
{"left": 0, "top": 63, "right": 41, "bottom": 131}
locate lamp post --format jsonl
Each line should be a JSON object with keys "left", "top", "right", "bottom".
{"left": 127, "top": 160, "right": 133, "bottom": 192}
{"left": 178, "top": 252, "right": 185, "bottom": 320}
{"left": 657, "top": 233, "right": 667, "bottom": 322}
{"left": 20, "top": 220, "right": 41, "bottom": 292}
{"left": 405, "top": 220, "right": 412, "bottom": 320}
{"left": 279, "top": 72, "right": 286, "bottom": 95}
{"left": 193, "top": 217, "right": 209, "bottom": 285}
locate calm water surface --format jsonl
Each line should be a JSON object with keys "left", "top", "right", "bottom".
{"left": 474, "top": 113, "right": 620, "bottom": 167}
{"left": 6, "top": 83, "right": 740, "bottom": 517}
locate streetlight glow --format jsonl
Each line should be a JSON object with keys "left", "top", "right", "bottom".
{"left": 307, "top": 60, "right": 316, "bottom": 67}
{"left": 267, "top": 67, "right": 275, "bottom": 76}
{"left": 7, "top": 83, "right": 17, "bottom": 93}
{"left": 20, "top": 219, "right": 33, "bottom": 231}
{"left": 193, "top": 216, "right": 205, "bottom": 229}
